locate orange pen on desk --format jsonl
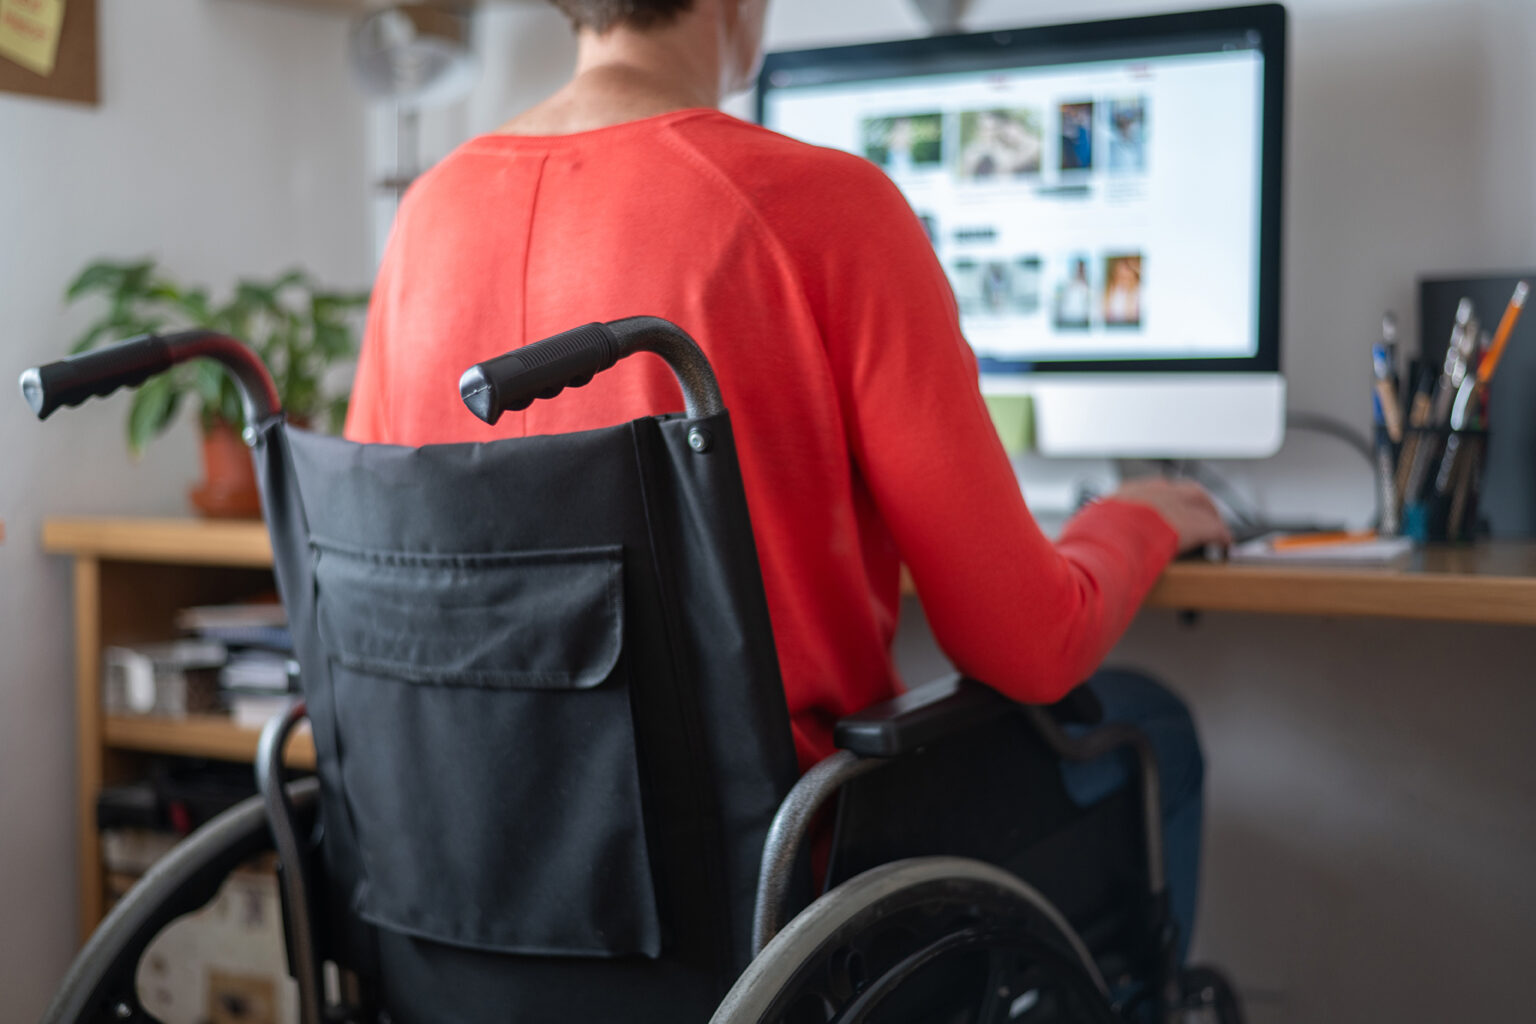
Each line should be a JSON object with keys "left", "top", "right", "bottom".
{"left": 1268, "top": 530, "right": 1378, "bottom": 552}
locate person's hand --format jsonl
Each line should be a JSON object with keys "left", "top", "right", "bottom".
{"left": 1105, "top": 477, "right": 1232, "bottom": 554}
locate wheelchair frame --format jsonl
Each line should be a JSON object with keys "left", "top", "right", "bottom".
{"left": 23, "top": 322, "right": 1223, "bottom": 1024}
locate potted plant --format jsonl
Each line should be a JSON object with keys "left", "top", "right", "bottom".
{"left": 65, "top": 258, "right": 369, "bottom": 518}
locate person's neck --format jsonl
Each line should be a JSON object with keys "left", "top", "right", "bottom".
{"left": 499, "top": 22, "right": 725, "bottom": 136}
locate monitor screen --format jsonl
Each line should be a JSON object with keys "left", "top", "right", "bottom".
{"left": 757, "top": 5, "right": 1284, "bottom": 375}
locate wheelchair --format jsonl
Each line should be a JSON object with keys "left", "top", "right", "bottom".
{"left": 21, "top": 319, "right": 1241, "bottom": 1024}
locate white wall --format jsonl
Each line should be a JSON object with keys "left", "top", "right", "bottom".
{"left": 0, "top": 0, "right": 371, "bottom": 1017}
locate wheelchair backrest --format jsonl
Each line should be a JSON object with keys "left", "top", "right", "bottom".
{"left": 253, "top": 409, "right": 800, "bottom": 1021}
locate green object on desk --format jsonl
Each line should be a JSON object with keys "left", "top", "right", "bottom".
{"left": 984, "top": 394, "right": 1035, "bottom": 455}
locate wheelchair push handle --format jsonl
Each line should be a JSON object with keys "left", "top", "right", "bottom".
{"left": 21, "top": 335, "right": 176, "bottom": 421}
{"left": 459, "top": 316, "right": 725, "bottom": 424}
{"left": 19, "top": 330, "right": 281, "bottom": 433}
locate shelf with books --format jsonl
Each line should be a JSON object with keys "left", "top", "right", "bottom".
{"left": 44, "top": 517, "right": 284, "bottom": 940}
{"left": 103, "top": 713, "right": 314, "bottom": 769}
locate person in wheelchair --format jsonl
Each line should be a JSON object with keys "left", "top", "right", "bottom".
{"left": 24, "top": 2, "right": 1244, "bottom": 1022}
{"left": 347, "top": 0, "right": 1228, "bottom": 981}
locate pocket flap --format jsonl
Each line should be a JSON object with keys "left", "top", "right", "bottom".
{"left": 313, "top": 542, "right": 623, "bottom": 690}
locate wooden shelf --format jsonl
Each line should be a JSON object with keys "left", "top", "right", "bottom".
{"left": 44, "top": 517, "right": 272, "bottom": 567}
{"left": 104, "top": 714, "right": 314, "bottom": 769}
{"left": 45, "top": 517, "right": 286, "bottom": 937}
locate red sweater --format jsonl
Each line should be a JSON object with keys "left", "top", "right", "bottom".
{"left": 346, "top": 109, "right": 1177, "bottom": 770}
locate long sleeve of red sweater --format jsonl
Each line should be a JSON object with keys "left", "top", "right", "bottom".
{"left": 772, "top": 152, "right": 1180, "bottom": 703}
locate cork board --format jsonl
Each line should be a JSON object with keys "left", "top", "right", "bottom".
{"left": 0, "top": 0, "right": 97, "bottom": 105}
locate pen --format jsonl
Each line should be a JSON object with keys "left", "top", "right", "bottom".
{"left": 1447, "top": 433, "right": 1480, "bottom": 538}
{"left": 1435, "top": 326, "right": 1489, "bottom": 505}
{"left": 1404, "top": 299, "right": 1476, "bottom": 504}
{"left": 1373, "top": 314, "right": 1402, "bottom": 533}
{"left": 1373, "top": 314, "right": 1403, "bottom": 443}
{"left": 1394, "top": 369, "right": 1433, "bottom": 504}
{"left": 1430, "top": 301, "right": 1478, "bottom": 427}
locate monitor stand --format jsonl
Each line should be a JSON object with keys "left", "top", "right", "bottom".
{"left": 983, "top": 374, "right": 1287, "bottom": 459}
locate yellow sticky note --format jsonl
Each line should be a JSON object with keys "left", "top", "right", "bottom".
{"left": 0, "top": 0, "right": 67, "bottom": 77}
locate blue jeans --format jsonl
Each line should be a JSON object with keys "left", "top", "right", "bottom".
{"left": 1058, "top": 668, "right": 1205, "bottom": 965}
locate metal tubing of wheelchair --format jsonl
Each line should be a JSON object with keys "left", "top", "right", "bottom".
{"left": 606, "top": 316, "right": 725, "bottom": 419}
{"left": 752, "top": 750, "right": 885, "bottom": 955}
{"left": 160, "top": 331, "right": 282, "bottom": 434}
{"left": 257, "top": 702, "right": 324, "bottom": 1024}
{"left": 1021, "top": 706, "right": 1166, "bottom": 897}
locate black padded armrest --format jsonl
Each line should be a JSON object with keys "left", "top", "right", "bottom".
{"left": 833, "top": 676, "right": 1106, "bottom": 758}
{"left": 834, "top": 675, "right": 1012, "bottom": 757}
{"left": 1048, "top": 684, "right": 1104, "bottom": 726}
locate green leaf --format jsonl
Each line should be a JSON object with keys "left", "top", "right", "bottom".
{"left": 126, "top": 373, "right": 180, "bottom": 455}
{"left": 174, "top": 287, "right": 213, "bottom": 325}
{"left": 144, "top": 281, "right": 185, "bottom": 304}
{"left": 220, "top": 374, "right": 245, "bottom": 431}
{"left": 64, "top": 256, "right": 364, "bottom": 441}
{"left": 326, "top": 395, "right": 350, "bottom": 435}
{"left": 69, "top": 321, "right": 118, "bottom": 354}
{"left": 236, "top": 280, "right": 278, "bottom": 311}
{"left": 311, "top": 321, "right": 351, "bottom": 359}
{"left": 72, "top": 317, "right": 168, "bottom": 354}
{"left": 64, "top": 259, "right": 151, "bottom": 302}
{"left": 271, "top": 268, "right": 310, "bottom": 293}
{"left": 116, "top": 261, "right": 156, "bottom": 302}
{"left": 192, "top": 359, "right": 227, "bottom": 406}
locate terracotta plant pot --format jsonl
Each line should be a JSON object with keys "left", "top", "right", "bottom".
{"left": 189, "top": 420, "right": 262, "bottom": 519}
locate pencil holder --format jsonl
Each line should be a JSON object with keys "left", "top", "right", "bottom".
{"left": 1397, "top": 426, "right": 1488, "bottom": 543}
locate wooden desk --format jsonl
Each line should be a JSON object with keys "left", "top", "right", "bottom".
{"left": 898, "top": 542, "right": 1536, "bottom": 627}
{"left": 1142, "top": 543, "right": 1536, "bottom": 626}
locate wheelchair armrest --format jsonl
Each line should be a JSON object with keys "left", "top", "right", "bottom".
{"left": 833, "top": 675, "right": 1013, "bottom": 757}
{"left": 1048, "top": 683, "right": 1104, "bottom": 726}
{"left": 833, "top": 676, "right": 1105, "bottom": 757}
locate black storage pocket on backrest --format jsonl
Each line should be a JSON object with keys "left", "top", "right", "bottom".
{"left": 313, "top": 541, "right": 662, "bottom": 958}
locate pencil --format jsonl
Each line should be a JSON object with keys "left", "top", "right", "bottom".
{"left": 1476, "top": 280, "right": 1529, "bottom": 385}
{"left": 1269, "top": 530, "right": 1377, "bottom": 552}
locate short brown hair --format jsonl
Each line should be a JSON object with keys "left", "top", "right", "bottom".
{"left": 548, "top": 0, "right": 695, "bottom": 33}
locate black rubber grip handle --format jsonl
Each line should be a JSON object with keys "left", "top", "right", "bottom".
{"left": 19, "top": 335, "right": 175, "bottom": 421}
{"left": 459, "top": 322, "right": 621, "bottom": 425}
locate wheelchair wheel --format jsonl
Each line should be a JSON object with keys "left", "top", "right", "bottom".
{"left": 1177, "top": 965, "right": 1244, "bottom": 1024}
{"left": 714, "top": 857, "right": 1119, "bottom": 1024}
{"left": 42, "top": 780, "right": 318, "bottom": 1024}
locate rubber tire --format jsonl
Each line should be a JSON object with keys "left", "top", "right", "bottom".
{"left": 1179, "top": 965, "right": 1245, "bottom": 1024}
{"left": 712, "top": 856, "right": 1117, "bottom": 1024}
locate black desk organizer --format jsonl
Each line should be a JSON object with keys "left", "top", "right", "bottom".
{"left": 1419, "top": 273, "right": 1536, "bottom": 539}
{"left": 1394, "top": 423, "right": 1488, "bottom": 543}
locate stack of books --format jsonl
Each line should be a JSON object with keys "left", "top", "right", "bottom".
{"left": 175, "top": 601, "right": 298, "bottom": 728}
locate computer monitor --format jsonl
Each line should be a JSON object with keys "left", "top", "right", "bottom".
{"left": 757, "top": 3, "right": 1287, "bottom": 458}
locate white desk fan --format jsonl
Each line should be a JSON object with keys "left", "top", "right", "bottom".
{"left": 349, "top": 4, "right": 479, "bottom": 193}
